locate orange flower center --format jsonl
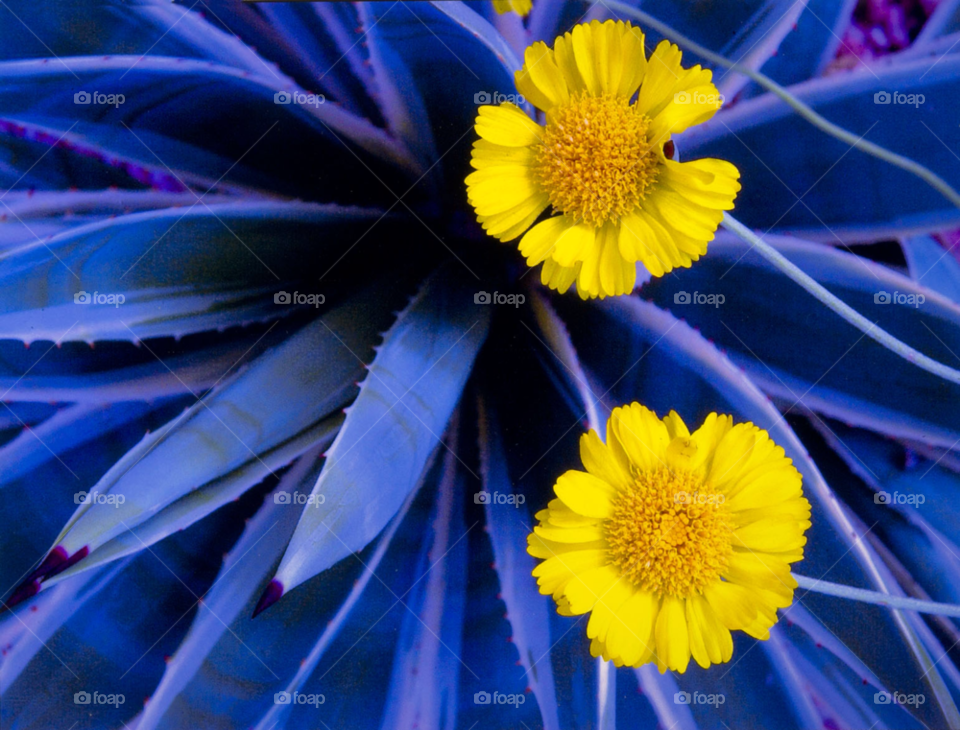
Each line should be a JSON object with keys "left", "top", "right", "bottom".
{"left": 605, "top": 465, "right": 732, "bottom": 597}
{"left": 533, "top": 92, "right": 661, "bottom": 227}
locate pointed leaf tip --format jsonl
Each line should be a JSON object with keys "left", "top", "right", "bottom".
{"left": 252, "top": 579, "right": 283, "bottom": 618}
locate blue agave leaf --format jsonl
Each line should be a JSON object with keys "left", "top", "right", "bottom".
{"left": 256, "top": 3, "right": 378, "bottom": 119}
{"left": 355, "top": 3, "right": 439, "bottom": 176}
{"left": 783, "top": 602, "right": 885, "bottom": 692}
{"left": 377, "top": 440, "right": 466, "bottom": 730}
{"left": 28, "top": 284, "right": 401, "bottom": 587}
{"left": 763, "top": 629, "right": 896, "bottom": 730}
{"left": 133, "top": 453, "right": 317, "bottom": 730}
{"left": 0, "top": 55, "right": 421, "bottom": 196}
{"left": 680, "top": 55, "right": 960, "bottom": 237}
{"left": 0, "top": 401, "right": 157, "bottom": 485}
{"left": 478, "top": 399, "right": 561, "bottom": 730}
{"left": 0, "top": 201, "right": 394, "bottom": 343}
{"left": 371, "top": 2, "right": 519, "bottom": 164}
{"left": 903, "top": 235, "right": 960, "bottom": 303}
{"left": 744, "top": 0, "right": 860, "bottom": 96}
{"left": 0, "top": 402, "right": 57, "bottom": 430}
{"left": 0, "top": 561, "right": 129, "bottom": 694}
{"left": 812, "top": 419, "right": 960, "bottom": 607}
{"left": 641, "top": 233, "right": 960, "bottom": 448}
{"left": 45, "top": 415, "right": 343, "bottom": 588}
{"left": 632, "top": 665, "right": 696, "bottom": 730}
{"left": 0, "top": 190, "right": 239, "bottom": 251}
{"left": 916, "top": 0, "right": 960, "bottom": 43}
{"left": 0, "top": 338, "right": 272, "bottom": 403}
{"left": 249, "top": 457, "right": 427, "bottom": 730}
{"left": 0, "top": 0, "right": 267, "bottom": 72}
{"left": 268, "top": 268, "right": 489, "bottom": 600}
{"left": 1, "top": 460, "right": 258, "bottom": 730}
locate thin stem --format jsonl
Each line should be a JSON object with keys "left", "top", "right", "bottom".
{"left": 723, "top": 212, "right": 960, "bottom": 386}
{"left": 795, "top": 573, "right": 960, "bottom": 617}
{"left": 599, "top": 0, "right": 960, "bottom": 211}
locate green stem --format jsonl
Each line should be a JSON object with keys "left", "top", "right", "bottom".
{"left": 598, "top": 0, "right": 960, "bottom": 211}
{"left": 795, "top": 574, "right": 960, "bottom": 617}
{"left": 723, "top": 212, "right": 960, "bottom": 386}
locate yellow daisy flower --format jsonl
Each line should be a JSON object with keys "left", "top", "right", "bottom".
{"left": 527, "top": 404, "right": 810, "bottom": 672}
{"left": 465, "top": 20, "right": 741, "bottom": 299}
{"left": 492, "top": 0, "right": 532, "bottom": 16}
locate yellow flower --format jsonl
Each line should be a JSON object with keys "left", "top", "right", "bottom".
{"left": 527, "top": 404, "right": 810, "bottom": 672}
{"left": 492, "top": 0, "right": 532, "bottom": 16}
{"left": 466, "top": 20, "right": 741, "bottom": 299}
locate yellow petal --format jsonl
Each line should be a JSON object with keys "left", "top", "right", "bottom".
{"left": 554, "top": 470, "right": 618, "bottom": 519}
{"left": 475, "top": 103, "right": 543, "bottom": 147}
{"left": 609, "top": 403, "right": 669, "bottom": 473}
{"left": 655, "top": 595, "right": 691, "bottom": 673}
{"left": 579, "top": 429, "right": 632, "bottom": 491}
{"left": 519, "top": 216, "right": 571, "bottom": 265}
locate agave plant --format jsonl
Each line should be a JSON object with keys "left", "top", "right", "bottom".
{"left": 3, "top": 0, "right": 960, "bottom": 728}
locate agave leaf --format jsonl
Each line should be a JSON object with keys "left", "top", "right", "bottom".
{"left": 478, "top": 399, "right": 561, "bottom": 730}
{"left": 0, "top": 0, "right": 271, "bottom": 73}
{"left": 680, "top": 55, "right": 960, "bottom": 237}
{"left": 763, "top": 629, "right": 888, "bottom": 730}
{"left": 0, "top": 55, "right": 421, "bottom": 195}
{"left": 903, "top": 235, "right": 960, "bottom": 303}
{"left": 782, "top": 602, "right": 886, "bottom": 692}
{"left": 356, "top": 2, "right": 438, "bottom": 175}
{"left": 258, "top": 3, "right": 376, "bottom": 119}
{"left": 713, "top": 0, "right": 815, "bottom": 102}
{"left": 0, "top": 401, "right": 157, "bottom": 485}
{"left": 377, "top": 434, "right": 466, "bottom": 730}
{"left": 744, "top": 0, "right": 860, "bottom": 95}
{"left": 0, "top": 338, "right": 272, "bottom": 403}
{"left": 916, "top": 0, "right": 960, "bottom": 43}
{"left": 34, "top": 283, "right": 401, "bottom": 574}
{"left": 0, "top": 560, "right": 128, "bottom": 693}
{"left": 44, "top": 414, "right": 344, "bottom": 588}
{"left": 641, "top": 233, "right": 960, "bottom": 448}
{"left": 270, "top": 267, "right": 490, "bottom": 599}
{"left": 372, "top": 2, "right": 519, "bottom": 160}
{"left": 249, "top": 457, "right": 428, "bottom": 730}
{"left": 633, "top": 665, "right": 696, "bottom": 730}
{"left": 133, "top": 453, "right": 318, "bottom": 730}
{"left": 528, "top": 289, "right": 600, "bottom": 432}
{"left": 0, "top": 201, "right": 395, "bottom": 343}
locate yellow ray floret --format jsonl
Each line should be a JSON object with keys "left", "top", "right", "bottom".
{"left": 492, "top": 0, "right": 532, "bottom": 16}
{"left": 466, "top": 20, "right": 741, "bottom": 298}
{"left": 527, "top": 404, "right": 810, "bottom": 672}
